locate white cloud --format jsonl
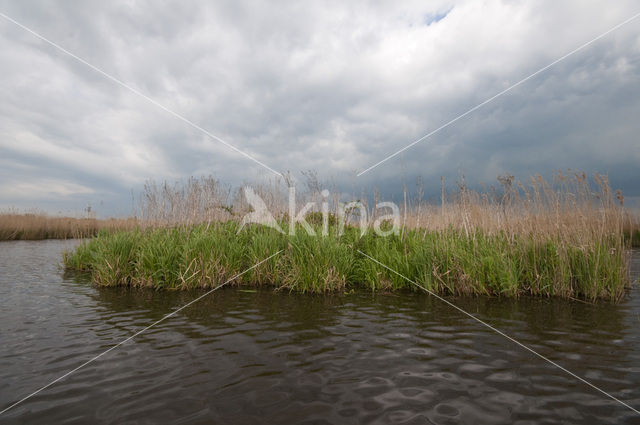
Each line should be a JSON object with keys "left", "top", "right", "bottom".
{"left": 0, "top": 178, "right": 94, "bottom": 199}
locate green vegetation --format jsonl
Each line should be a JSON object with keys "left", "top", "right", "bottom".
{"left": 60, "top": 171, "right": 637, "bottom": 301}
{"left": 64, "top": 220, "right": 630, "bottom": 301}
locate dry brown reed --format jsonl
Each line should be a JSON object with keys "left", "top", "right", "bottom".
{"left": 400, "top": 171, "right": 631, "bottom": 245}
{"left": 139, "top": 176, "right": 233, "bottom": 226}
{"left": 136, "top": 171, "right": 635, "bottom": 248}
{"left": 0, "top": 212, "right": 137, "bottom": 241}
{"left": 7, "top": 170, "right": 637, "bottom": 247}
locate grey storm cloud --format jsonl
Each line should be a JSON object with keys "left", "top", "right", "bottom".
{"left": 0, "top": 0, "right": 639, "bottom": 215}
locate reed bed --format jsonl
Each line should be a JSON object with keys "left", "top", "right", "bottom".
{"left": 0, "top": 212, "right": 137, "bottom": 241}
{"left": 63, "top": 223, "right": 628, "bottom": 300}
{"left": 63, "top": 171, "right": 636, "bottom": 300}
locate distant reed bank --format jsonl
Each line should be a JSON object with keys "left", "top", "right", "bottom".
{"left": 0, "top": 213, "right": 136, "bottom": 241}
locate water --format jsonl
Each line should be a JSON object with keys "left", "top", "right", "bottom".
{"left": 0, "top": 240, "right": 639, "bottom": 424}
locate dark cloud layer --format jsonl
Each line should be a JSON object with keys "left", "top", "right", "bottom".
{"left": 0, "top": 1, "right": 639, "bottom": 215}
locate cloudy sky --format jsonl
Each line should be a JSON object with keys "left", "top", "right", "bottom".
{"left": 1, "top": 1, "right": 639, "bottom": 216}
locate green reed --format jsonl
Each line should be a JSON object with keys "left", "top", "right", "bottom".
{"left": 64, "top": 220, "right": 630, "bottom": 301}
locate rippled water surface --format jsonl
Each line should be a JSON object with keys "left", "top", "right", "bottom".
{"left": 1, "top": 240, "right": 640, "bottom": 424}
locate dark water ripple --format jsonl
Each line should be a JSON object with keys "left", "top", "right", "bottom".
{"left": 1, "top": 240, "right": 640, "bottom": 424}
